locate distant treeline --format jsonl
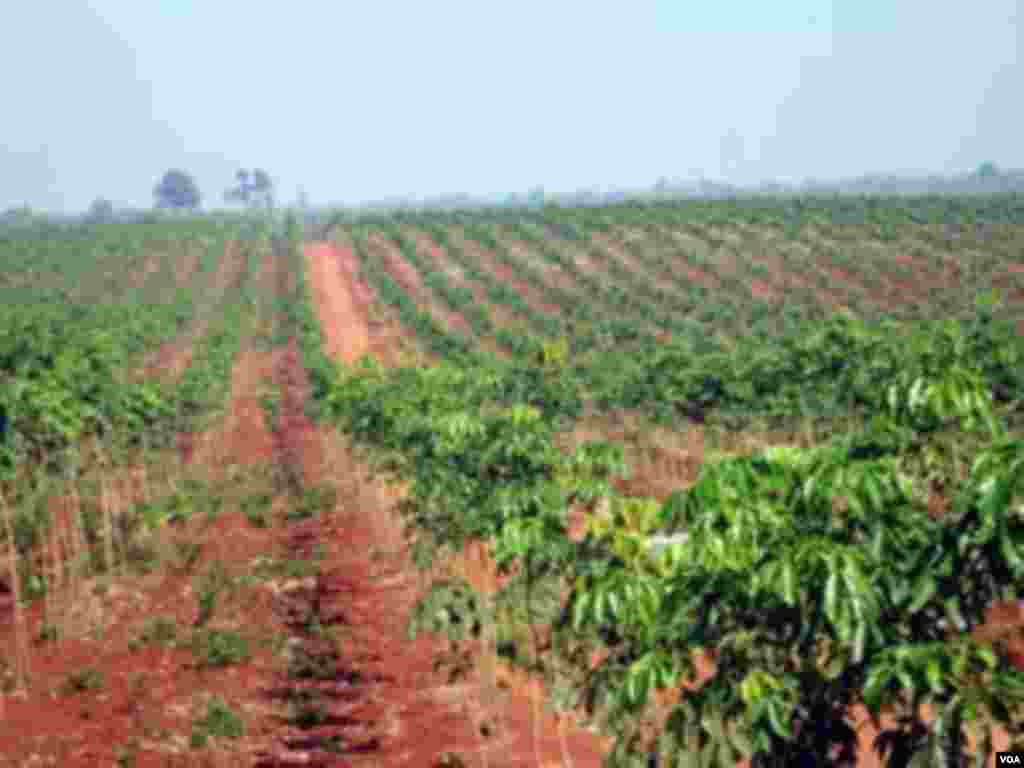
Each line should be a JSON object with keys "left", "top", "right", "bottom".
{"left": 3, "top": 165, "right": 1023, "bottom": 226}
{"left": 323, "top": 165, "right": 1024, "bottom": 219}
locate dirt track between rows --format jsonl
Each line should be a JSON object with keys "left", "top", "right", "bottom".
{"left": 305, "top": 242, "right": 370, "bottom": 363}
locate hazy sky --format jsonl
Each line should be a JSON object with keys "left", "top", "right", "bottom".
{"left": 3, "top": 1, "right": 1021, "bottom": 212}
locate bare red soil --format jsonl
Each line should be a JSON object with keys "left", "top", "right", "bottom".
{"left": 991, "top": 262, "right": 1024, "bottom": 303}
{"left": 323, "top": 236, "right": 416, "bottom": 367}
{"left": 327, "top": 239, "right": 376, "bottom": 313}
{"left": 305, "top": 241, "right": 370, "bottom": 363}
{"left": 678, "top": 263, "right": 721, "bottom": 289}
{"left": 175, "top": 245, "right": 204, "bottom": 290}
{"left": 746, "top": 278, "right": 779, "bottom": 301}
{"left": 128, "top": 254, "right": 164, "bottom": 290}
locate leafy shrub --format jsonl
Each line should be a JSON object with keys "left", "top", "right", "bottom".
{"left": 190, "top": 696, "right": 244, "bottom": 747}
{"left": 60, "top": 667, "right": 105, "bottom": 695}
{"left": 286, "top": 484, "right": 337, "bottom": 521}
{"left": 241, "top": 491, "right": 273, "bottom": 527}
{"left": 194, "top": 560, "right": 234, "bottom": 627}
{"left": 323, "top": 304, "right": 1024, "bottom": 766}
{"left": 190, "top": 629, "right": 250, "bottom": 669}
{"left": 288, "top": 689, "right": 328, "bottom": 730}
{"left": 129, "top": 616, "right": 179, "bottom": 650}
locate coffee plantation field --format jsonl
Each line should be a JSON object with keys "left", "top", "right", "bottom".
{"left": 2, "top": 196, "right": 1023, "bottom": 767}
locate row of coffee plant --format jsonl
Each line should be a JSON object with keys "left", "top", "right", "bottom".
{"left": 1, "top": 226, "right": 264, "bottom": 634}
{"left": 310, "top": 302, "right": 1024, "bottom": 766}
{"left": 0, "top": 221, "right": 247, "bottom": 478}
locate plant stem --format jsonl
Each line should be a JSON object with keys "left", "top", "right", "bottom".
{"left": 1, "top": 489, "right": 31, "bottom": 691}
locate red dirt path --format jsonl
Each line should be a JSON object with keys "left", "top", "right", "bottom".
{"left": 305, "top": 242, "right": 370, "bottom": 363}
{"left": 309, "top": 238, "right": 413, "bottom": 366}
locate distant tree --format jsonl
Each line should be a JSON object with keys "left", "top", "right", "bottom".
{"left": 225, "top": 170, "right": 248, "bottom": 207}
{"left": 0, "top": 204, "right": 33, "bottom": 224}
{"left": 86, "top": 197, "right": 115, "bottom": 223}
{"left": 225, "top": 168, "right": 274, "bottom": 210}
{"left": 154, "top": 169, "right": 201, "bottom": 210}
{"left": 976, "top": 161, "right": 1000, "bottom": 178}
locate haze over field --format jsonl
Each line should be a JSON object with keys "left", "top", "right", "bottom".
{"left": 2, "top": 1, "right": 1021, "bottom": 212}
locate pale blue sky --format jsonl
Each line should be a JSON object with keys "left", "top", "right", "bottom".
{"left": 3, "top": 1, "right": 1020, "bottom": 211}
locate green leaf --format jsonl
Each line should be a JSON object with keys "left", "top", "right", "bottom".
{"left": 781, "top": 559, "right": 797, "bottom": 605}
{"left": 909, "top": 576, "right": 937, "bottom": 613}
{"left": 594, "top": 591, "right": 607, "bottom": 625}
{"left": 824, "top": 569, "right": 840, "bottom": 621}
{"left": 945, "top": 597, "right": 967, "bottom": 632}
{"left": 864, "top": 664, "right": 889, "bottom": 713}
{"left": 852, "top": 620, "right": 868, "bottom": 663}
{"left": 925, "top": 659, "right": 944, "bottom": 693}
{"left": 607, "top": 589, "right": 621, "bottom": 621}
{"left": 975, "top": 644, "right": 997, "bottom": 670}
{"left": 572, "top": 592, "right": 591, "bottom": 630}
{"left": 999, "top": 528, "right": 1023, "bottom": 574}
{"left": 766, "top": 699, "right": 792, "bottom": 739}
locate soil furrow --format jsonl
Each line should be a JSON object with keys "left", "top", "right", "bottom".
{"left": 408, "top": 229, "right": 513, "bottom": 357}
{"left": 366, "top": 231, "right": 475, "bottom": 339}
{"left": 449, "top": 227, "right": 563, "bottom": 317}
{"left": 142, "top": 239, "right": 251, "bottom": 383}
